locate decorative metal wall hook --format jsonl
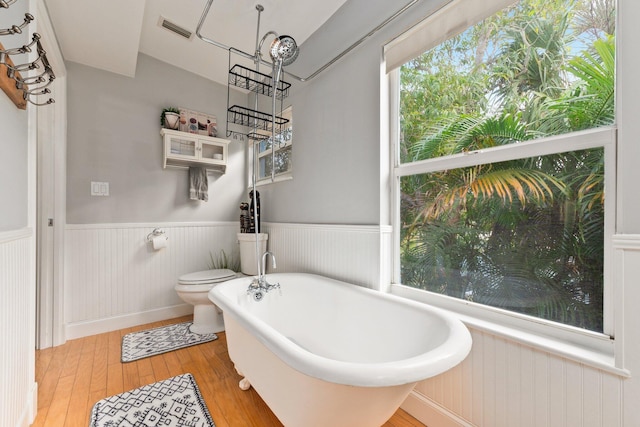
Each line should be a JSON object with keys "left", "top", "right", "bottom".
{"left": 1, "top": 38, "right": 41, "bottom": 68}
{"left": 2, "top": 42, "right": 28, "bottom": 55}
{"left": 0, "top": 0, "right": 19, "bottom": 9}
{"left": 25, "top": 93, "right": 53, "bottom": 106}
{"left": 18, "top": 66, "right": 54, "bottom": 88}
{"left": 0, "top": 19, "right": 55, "bottom": 109}
{"left": 14, "top": 69, "right": 42, "bottom": 83}
{"left": 0, "top": 13, "right": 33, "bottom": 36}
{"left": 0, "top": 32, "right": 40, "bottom": 55}
{"left": 24, "top": 84, "right": 49, "bottom": 95}
{"left": 14, "top": 64, "right": 50, "bottom": 84}
{"left": 3, "top": 55, "right": 40, "bottom": 72}
{"left": 18, "top": 69, "right": 55, "bottom": 105}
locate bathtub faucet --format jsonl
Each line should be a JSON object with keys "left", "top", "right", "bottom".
{"left": 261, "top": 251, "right": 275, "bottom": 273}
{"left": 246, "top": 251, "right": 280, "bottom": 302}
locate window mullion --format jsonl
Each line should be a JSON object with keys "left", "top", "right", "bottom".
{"left": 397, "top": 126, "right": 616, "bottom": 177}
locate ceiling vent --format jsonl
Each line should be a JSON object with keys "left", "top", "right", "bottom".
{"left": 158, "top": 16, "right": 193, "bottom": 40}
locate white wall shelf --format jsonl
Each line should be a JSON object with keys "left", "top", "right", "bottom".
{"left": 161, "top": 128, "right": 230, "bottom": 173}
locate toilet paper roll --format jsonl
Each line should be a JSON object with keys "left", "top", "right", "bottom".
{"left": 152, "top": 235, "right": 168, "bottom": 250}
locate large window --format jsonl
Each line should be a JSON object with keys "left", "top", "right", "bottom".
{"left": 391, "top": 0, "right": 615, "bottom": 335}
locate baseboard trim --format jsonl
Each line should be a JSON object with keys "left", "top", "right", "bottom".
{"left": 65, "top": 304, "right": 193, "bottom": 339}
{"left": 401, "top": 389, "right": 474, "bottom": 427}
{"left": 17, "top": 382, "right": 37, "bottom": 427}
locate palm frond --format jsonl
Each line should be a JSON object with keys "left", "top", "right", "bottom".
{"left": 421, "top": 166, "right": 565, "bottom": 220}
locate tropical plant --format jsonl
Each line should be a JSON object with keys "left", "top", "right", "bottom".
{"left": 398, "top": 0, "right": 615, "bottom": 332}
{"left": 207, "top": 249, "right": 239, "bottom": 272}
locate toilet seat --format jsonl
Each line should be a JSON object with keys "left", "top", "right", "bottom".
{"left": 178, "top": 268, "right": 237, "bottom": 285}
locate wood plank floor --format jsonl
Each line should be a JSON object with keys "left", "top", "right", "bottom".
{"left": 32, "top": 315, "right": 426, "bottom": 427}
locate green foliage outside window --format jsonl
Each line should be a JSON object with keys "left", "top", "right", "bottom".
{"left": 399, "top": 0, "right": 615, "bottom": 332}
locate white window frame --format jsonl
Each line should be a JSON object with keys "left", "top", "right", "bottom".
{"left": 254, "top": 105, "right": 293, "bottom": 186}
{"left": 385, "top": 0, "right": 621, "bottom": 372}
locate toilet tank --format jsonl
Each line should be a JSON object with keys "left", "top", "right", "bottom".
{"left": 237, "top": 233, "right": 268, "bottom": 275}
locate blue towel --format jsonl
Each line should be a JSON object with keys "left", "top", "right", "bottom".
{"left": 189, "top": 167, "right": 208, "bottom": 201}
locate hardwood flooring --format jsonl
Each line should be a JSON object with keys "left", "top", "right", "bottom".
{"left": 32, "top": 315, "right": 426, "bottom": 427}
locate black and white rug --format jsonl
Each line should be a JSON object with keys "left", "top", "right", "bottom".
{"left": 121, "top": 322, "right": 218, "bottom": 362}
{"left": 90, "top": 373, "right": 215, "bottom": 427}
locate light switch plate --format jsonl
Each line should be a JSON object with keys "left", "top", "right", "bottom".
{"left": 91, "top": 181, "right": 109, "bottom": 196}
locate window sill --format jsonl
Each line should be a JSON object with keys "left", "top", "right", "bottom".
{"left": 254, "top": 174, "right": 293, "bottom": 187}
{"left": 390, "top": 284, "right": 630, "bottom": 378}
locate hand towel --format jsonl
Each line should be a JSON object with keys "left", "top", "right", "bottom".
{"left": 189, "top": 167, "right": 208, "bottom": 201}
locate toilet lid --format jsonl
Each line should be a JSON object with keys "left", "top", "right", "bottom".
{"left": 178, "top": 268, "right": 236, "bottom": 285}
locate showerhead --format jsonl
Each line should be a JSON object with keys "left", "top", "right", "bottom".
{"left": 269, "top": 35, "right": 299, "bottom": 66}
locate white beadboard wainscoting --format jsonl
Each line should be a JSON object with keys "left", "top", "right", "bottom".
{"left": 398, "top": 234, "right": 640, "bottom": 427}
{"left": 403, "top": 328, "right": 623, "bottom": 427}
{"left": 0, "top": 229, "right": 37, "bottom": 427}
{"left": 65, "top": 222, "right": 239, "bottom": 338}
{"left": 64, "top": 222, "right": 392, "bottom": 338}
{"left": 263, "top": 222, "right": 392, "bottom": 290}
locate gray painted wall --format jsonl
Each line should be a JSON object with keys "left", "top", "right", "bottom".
{"left": 0, "top": 3, "right": 29, "bottom": 232}
{"left": 0, "top": 94, "right": 28, "bottom": 231}
{"left": 64, "top": 0, "right": 449, "bottom": 228}
{"left": 257, "top": 0, "right": 447, "bottom": 226}
{"left": 66, "top": 54, "right": 248, "bottom": 224}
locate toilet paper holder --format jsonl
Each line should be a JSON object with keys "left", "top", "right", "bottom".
{"left": 146, "top": 228, "right": 168, "bottom": 242}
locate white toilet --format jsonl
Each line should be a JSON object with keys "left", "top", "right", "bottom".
{"left": 175, "top": 268, "right": 237, "bottom": 334}
{"left": 175, "top": 233, "right": 268, "bottom": 334}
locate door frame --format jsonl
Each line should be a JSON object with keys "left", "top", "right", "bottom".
{"left": 35, "top": 0, "right": 67, "bottom": 349}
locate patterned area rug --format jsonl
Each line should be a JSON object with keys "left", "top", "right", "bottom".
{"left": 90, "top": 373, "right": 215, "bottom": 427}
{"left": 121, "top": 322, "right": 218, "bottom": 362}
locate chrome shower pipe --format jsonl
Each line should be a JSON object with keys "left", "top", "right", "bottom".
{"left": 250, "top": 4, "right": 265, "bottom": 279}
{"left": 195, "top": 0, "right": 277, "bottom": 71}
{"left": 253, "top": 4, "right": 265, "bottom": 65}
{"left": 195, "top": 0, "right": 421, "bottom": 82}
{"left": 195, "top": 0, "right": 243, "bottom": 55}
{"left": 270, "top": 59, "right": 283, "bottom": 181}
{"left": 285, "top": 0, "right": 419, "bottom": 82}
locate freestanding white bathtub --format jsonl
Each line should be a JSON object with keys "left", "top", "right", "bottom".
{"left": 209, "top": 272, "right": 471, "bottom": 427}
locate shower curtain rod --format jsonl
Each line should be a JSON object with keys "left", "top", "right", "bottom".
{"left": 195, "top": 0, "right": 420, "bottom": 82}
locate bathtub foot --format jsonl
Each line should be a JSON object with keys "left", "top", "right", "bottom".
{"left": 239, "top": 378, "right": 251, "bottom": 391}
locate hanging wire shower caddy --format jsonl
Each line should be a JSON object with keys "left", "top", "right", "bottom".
{"left": 225, "top": 49, "right": 291, "bottom": 141}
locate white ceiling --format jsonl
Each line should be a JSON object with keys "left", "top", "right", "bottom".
{"left": 44, "top": 0, "right": 350, "bottom": 86}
